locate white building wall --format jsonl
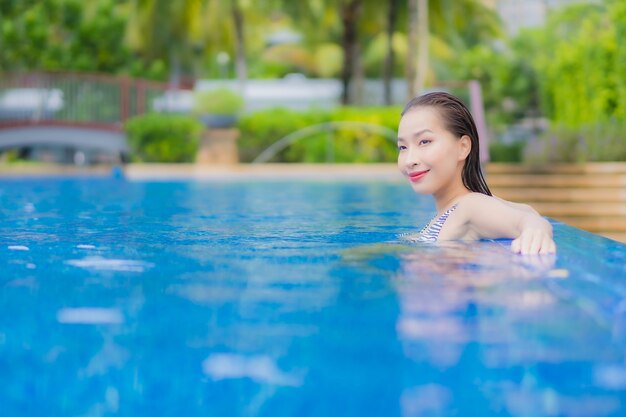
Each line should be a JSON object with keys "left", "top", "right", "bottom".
{"left": 494, "top": 0, "right": 599, "bottom": 35}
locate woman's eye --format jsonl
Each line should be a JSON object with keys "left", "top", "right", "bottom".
{"left": 397, "top": 145, "right": 407, "bottom": 151}
{"left": 419, "top": 139, "right": 431, "bottom": 145}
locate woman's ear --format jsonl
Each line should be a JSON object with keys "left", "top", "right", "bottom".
{"left": 458, "top": 135, "right": 472, "bottom": 161}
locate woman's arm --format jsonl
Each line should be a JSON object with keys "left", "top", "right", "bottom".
{"left": 462, "top": 193, "right": 556, "bottom": 254}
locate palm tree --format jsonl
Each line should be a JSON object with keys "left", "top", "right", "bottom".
{"left": 383, "top": 0, "right": 401, "bottom": 105}
{"left": 405, "top": 0, "right": 502, "bottom": 98}
{"left": 127, "top": 0, "right": 204, "bottom": 86}
{"left": 339, "top": 0, "right": 363, "bottom": 104}
{"left": 230, "top": 0, "right": 247, "bottom": 91}
{"left": 416, "top": 0, "right": 428, "bottom": 95}
{"left": 200, "top": 0, "right": 285, "bottom": 92}
{"left": 128, "top": 0, "right": 254, "bottom": 90}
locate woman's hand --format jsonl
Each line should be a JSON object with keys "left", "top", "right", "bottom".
{"left": 454, "top": 193, "right": 557, "bottom": 255}
{"left": 511, "top": 218, "right": 556, "bottom": 255}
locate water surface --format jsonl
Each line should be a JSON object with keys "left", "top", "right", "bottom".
{"left": 1, "top": 178, "right": 625, "bottom": 416}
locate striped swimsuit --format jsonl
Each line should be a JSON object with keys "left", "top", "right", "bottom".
{"left": 414, "top": 204, "right": 458, "bottom": 243}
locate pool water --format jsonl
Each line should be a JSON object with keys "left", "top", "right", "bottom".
{"left": 1, "top": 178, "right": 626, "bottom": 416}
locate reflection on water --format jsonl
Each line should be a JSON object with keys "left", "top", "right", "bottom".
{"left": 384, "top": 241, "right": 625, "bottom": 416}
{"left": 0, "top": 179, "right": 625, "bottom": 416}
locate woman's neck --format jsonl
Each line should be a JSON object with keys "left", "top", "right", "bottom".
{"left": 433, "top": 181, "right": 470, "bottom": 214}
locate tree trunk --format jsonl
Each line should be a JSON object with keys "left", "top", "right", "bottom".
{"left": 169, "top": 48, "right": 181, "bottom": 89}
{"left": 340, "top": 0, "right": 362, "bottom": 105}
{"left": 406, "top": 0, "right": 418, "bottom": 100}
{"left": 352, "top": 43, "right": 365, "bottom": 105}
{"left": 383, "top": 0, "right": 399, "bottom": 105}
{"left": 415, "top": 0, "right": 429, "bottom": 94}
{"left": 231, "top": 0, "right": 247, "bottom": 94}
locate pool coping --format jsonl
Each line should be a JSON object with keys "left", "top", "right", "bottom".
{"left": 0, "top": 163, "right": 406, "bottom": 181}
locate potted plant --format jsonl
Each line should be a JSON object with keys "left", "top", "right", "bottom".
{"left": 193, "top": 87, "right": 244, "bottom": 128}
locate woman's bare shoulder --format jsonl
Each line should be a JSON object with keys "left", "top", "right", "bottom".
{"left": 463, "top": 192, "right": 529, "bottom": 207}
{"left": 458, "top": 192, "right": 501, "bottom": 207}
{"left": 493, "top": 195, "right": 539, "bottom": 214}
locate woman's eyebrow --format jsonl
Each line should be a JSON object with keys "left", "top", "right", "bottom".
{"left": 412, "top": 129, "right": 433, "bottom": 138}
{"left": 398, "top": 129, "right": 433, "bottom": 142}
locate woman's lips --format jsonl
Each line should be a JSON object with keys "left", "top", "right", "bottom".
{"left": 408, "top": 170, "right": 429, "bottom": 182}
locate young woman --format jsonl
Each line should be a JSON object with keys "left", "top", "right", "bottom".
{"left": 397, "top": 92, "right": 556, "bottom": 255}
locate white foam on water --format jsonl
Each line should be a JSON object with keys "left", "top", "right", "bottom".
{"left": 24, "top": 203, "right": 35, "bottom": 213}
{"left": 26, "top": 263, "right": 36, "bottom": 269}
{"left": 76, "top": 244, "right": 97, "bottom": 249}
{"left": 8, "top": 245, "right": 29, "bottom": 251}
{"left": 202, "top": 353, "right": 302, "bottom": 386}
{"left": 57, "top": 307, "right": 124, "bottom": 324}
{"left": 65, "top": 256, "right": 154, "bottom": 272}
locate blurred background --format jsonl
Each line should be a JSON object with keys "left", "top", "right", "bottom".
{"left": 0, "top": 0, "right": 624, "bottom": 165}
{"left": 1, "top": 0, "right": 625, "bottom": 241}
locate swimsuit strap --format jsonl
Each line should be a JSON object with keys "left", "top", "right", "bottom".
{"left": 416, "top": 203, "right": 458, "bottom": 243}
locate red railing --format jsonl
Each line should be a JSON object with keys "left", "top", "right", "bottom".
{"left": 0, "top": 71, "right": 189, "bottom": 130}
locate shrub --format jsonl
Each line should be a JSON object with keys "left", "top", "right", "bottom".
{"left": 237, "top": 106, "right": 401, "bottom": 163}
{"left": 193, "top": 88, "right": 244, "bottom": 115}
{"left": 523, "top": 121, "right": 626, "bottom": 163}
{"left": 326, "top": 107, "right": 401, "bottom": 163}
{"left": 489, "top": 141, "right": 525, "bottom": 162}
{"left": 125, "top": 113, "right": 203, "bottom": 162}
{"left": 237, "top": 108, "right": 329, "bottom": 162}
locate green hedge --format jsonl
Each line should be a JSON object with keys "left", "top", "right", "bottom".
{"left": 125, "top": 113, "right": 203, "bottom": 162}
{"left": 237, "top": 106, "right": 402, "bottom": 163}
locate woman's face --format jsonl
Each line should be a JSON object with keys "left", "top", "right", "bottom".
{"left": 397, "top": 107, "right": 468, "bottom": 195}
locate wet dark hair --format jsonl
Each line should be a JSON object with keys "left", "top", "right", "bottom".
{"left": 401, "top": 91, "right": 492, "bottom": 196}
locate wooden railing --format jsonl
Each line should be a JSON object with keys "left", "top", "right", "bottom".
{"left": 486, "top": 163, "right": 626, "bottom": 243}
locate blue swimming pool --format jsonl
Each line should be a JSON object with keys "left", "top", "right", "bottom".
{"left": 1, "top": 178, "right": 626, "bottom": 416}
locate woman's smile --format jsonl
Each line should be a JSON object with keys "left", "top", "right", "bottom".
{"left": 408, "top": 169, "right": 429, "bottom": 182}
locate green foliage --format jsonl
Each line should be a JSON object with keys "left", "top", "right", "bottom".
{"left": 0, "top": 0, "right": 133, "bottom": 73}
{"left": 0, "top": 0, "right": 508, "bottom": 83}
{"left": 5, "top": 0, "right": 626, "bottom": 164}
{"left": 473, "top": 2, "right": 626, "bottom": 162}
{"left": 124, "top": 113, "right": 203, "bottom": 162}
{"left": 452, "top": 44, "right": 538, "bottom": 129}
{"left": 128, "top": 60, "right": 168, "bottom": 81}
{"left": 608, "top": 0, "right": 626, "bottom": 120}
{"left": 237, "top": 108, "right": 328, "bottom": 162}
{"left": 489, "top": 141, "right": 524, "bottom": 163}
{"left": 237, "top": 106, "right": 401, "bottom": 163}
{"left": 520, "top": 3, "right": 622, "bottom": 128}
{"left": 326, "top": 107, "right": 401, "bottom": 163}
{"left": 193, "top": 88, "right": 244, "bottom": 115}
{"left": 523, "top": 121, "right": 626, "bottom": 163}
{"left": 0, "top": 149, "right": 22, "bottom": 163}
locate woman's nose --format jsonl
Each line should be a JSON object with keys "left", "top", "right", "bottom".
{"left": 404, "top": 148, "right": 420, "bottom": 167}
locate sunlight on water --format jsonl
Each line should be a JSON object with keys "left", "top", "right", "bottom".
{"left": 56, "top": 307, "right": 124, "bottom": 324}
{"left": 76, "top": 244, "right": 97, "bottom": 249}
{"left": 65, "top": 256, "right": 155, "bottom": 272}
{"left": 202, "top": 353, "right": 303, "bottom": 386}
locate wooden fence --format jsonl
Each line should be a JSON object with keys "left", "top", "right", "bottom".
{"left": 486, "top": 163, "right": 626, "bottom": 243}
